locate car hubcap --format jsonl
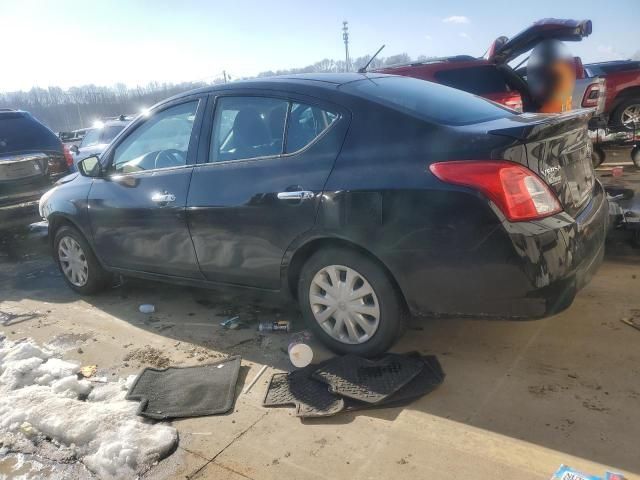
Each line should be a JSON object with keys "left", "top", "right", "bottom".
{"left": 621, "top": 105, "right": 640, "bottom": 128}
{"left": 309, "top": 265, "right": 380, "bottom": 345}
{"left": 58, "top": 236, "right": 89, "bottom": 287}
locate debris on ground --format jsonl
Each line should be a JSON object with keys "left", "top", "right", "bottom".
{"left": 123, "top": 346, "right": 170, "bottom": 369}
{"left": 79, "top": 365, "right": 97, "bottom": 378}
{"left": 620, "top": 317, "right": 640, "bottom": 332}
{"left": 263, "top": 352, "right": 445, "bottom": 418}
{"left": 138, "top": 304, "right": 155, "bottom": 314}
{"left": 258, "top": 320, "right": 291, "bottom": 333}
{"left": 550, "top": 464, "right": 627, "bottom": 480}
{"left": 0, "top": 334, "right": 177, "bottom": 479}
{"left": 243, "top": 365, "right": 269, "bottom": 394}
{"left": 220, "top": 315, "right": 248, "bottom": 330}
{"left": 126, "top": 356, "right": 241, "bottom": 419}
{"left": 288, "top": 331, "right": 314, "bottom": 368}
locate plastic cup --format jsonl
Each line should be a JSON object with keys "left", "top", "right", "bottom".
{"left": 288, "top": 342, "right": 313, "bottom": 368}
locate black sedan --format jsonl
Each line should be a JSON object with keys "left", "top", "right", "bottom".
{"left": 40, "top": 73, "right": 608, "bottom": 356}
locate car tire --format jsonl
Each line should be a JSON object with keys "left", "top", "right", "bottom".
{"left": 631, "top": 146, "right": 640, "bottom": 168}
{"left": 53, "top": 225, "right": 111, "bottom": 295}
{"left": 591, "top": 146, "right": 606, "bottom": 168}
{"left": 297, "top": 247, "right": 406, "bottom": 357}
{"left": 610, "top": 98, "right": 640, "bottom": 130}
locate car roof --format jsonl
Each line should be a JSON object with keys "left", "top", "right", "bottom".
{"left": 374, "top": 55, "right": 479, "bottom": 71}
{"left": 162, "top": 73, "right": 391, "bottom": 102}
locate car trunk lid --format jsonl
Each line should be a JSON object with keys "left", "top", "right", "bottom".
{"left": 488, "top": 109, "right": 596, "bottom": 217}
{"left": 487, "top": 19, "right": 592, "bottom": 65}
{"left": 0, "top": 151, "right": 66, "bottom": 207}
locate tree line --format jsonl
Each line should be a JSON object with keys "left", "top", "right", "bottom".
{"left": 0, "top": 52, "right": 429, "bottom": 133}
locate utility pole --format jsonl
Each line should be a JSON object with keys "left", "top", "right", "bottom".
{"left": 342, "top": 21, "right": 350, "bottom": 72}
{"left": 222, "top": 70, "right": 228, "bottom": 84}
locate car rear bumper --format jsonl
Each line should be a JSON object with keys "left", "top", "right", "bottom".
{"left": 393, "top": 182, "right": 608, "bottom": 319}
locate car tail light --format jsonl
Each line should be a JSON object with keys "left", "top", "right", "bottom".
{"left": 505, "top": 99, "right": 523, "bottom": 113}
{"left": 63, "top": 145, "right": 74, "bottom": 168}
{"left": 429, "top": 160, "right": 562, "bottom": 221}
{"left": 582, "top": 84, "right": 602, "bottom": 108}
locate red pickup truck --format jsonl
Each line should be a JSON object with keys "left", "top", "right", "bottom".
{"left": 584, "top": 60, "right": 640, "bottom": 130}
{"left": 376, "top": 19, "right": 599, "bottom": 114}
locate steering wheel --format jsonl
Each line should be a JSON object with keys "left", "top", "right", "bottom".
{"left": 153, "top": 149, "right": 185, "bottom": 169}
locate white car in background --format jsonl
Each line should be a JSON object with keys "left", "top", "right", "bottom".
{"left": 69, "top": 116, "right": 132, "bottom": 170}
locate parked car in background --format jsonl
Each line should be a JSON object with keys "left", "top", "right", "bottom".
{"left": 584, "top": 60, "right": 640, "bottom": 129}
{"left": 40, "top": 74, "right": 607, "bottom": 355}
{"left": 0, "top": 109, "right": 72, "bottom": 229}
{"left": 376, "top": 19, "right": 599, "bottom": 115}
{"left": 59, "top": 128, "right": 90, "bottom": 147}
{"left": 69, "top": 116, "right": 132, "bottom": 169}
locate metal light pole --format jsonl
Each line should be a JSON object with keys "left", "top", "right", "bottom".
{"left": 342, "top": 21, "right": 350, "bottom": 72}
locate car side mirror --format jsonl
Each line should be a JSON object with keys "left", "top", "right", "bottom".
{"left": 78, "top": 155, "right": 102, "bottom": 178}
{"left": 70, "top": 144, "right": 79, "bottom": 154}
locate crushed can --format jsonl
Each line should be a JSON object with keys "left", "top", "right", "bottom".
{"left": 258, "top": 320, "right": 291, "bottom": 333}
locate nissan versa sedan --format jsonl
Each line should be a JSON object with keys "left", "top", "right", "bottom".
{"left": 39, "top": 73, "right": 608, "bottom": 356}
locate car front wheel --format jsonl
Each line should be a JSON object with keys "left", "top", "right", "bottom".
{"left": 298, "top": 247, "right": 406, "bottom": 356}
{"left": 54, "top": 225, "right": 111, "bottom": 294}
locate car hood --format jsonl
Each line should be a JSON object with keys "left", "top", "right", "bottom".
{"left": 487, "top": 18, "right": 592, "bottom": 64}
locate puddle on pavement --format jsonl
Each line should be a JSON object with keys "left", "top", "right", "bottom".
{"left": 0, "top": 453, "right": 90, "bottom": 479}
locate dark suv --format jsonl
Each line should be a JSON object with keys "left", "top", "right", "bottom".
{"left": 0, "top": 109, "right": 72, "bottom": 229}
{"left": 40, "top": 74, "right": 607, "bottom": 355}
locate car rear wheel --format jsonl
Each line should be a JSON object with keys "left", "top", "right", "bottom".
{"left": 54, "top": 225, "right": 111, "bottom": 294}
{"left": 631, "top": 146, "right": 640, "bottom": 168}
{"left": 297, "top": 247, "right": 406, "bottom": 356}
{"left": 611, "top": 98, "right": 640, "bottom": 130}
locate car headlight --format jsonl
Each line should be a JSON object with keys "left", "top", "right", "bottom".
{"left": 38, "top": 187, "right": 57, "bottom": 219}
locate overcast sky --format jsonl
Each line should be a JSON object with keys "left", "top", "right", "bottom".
{"left": 1, "top": 0, "right": 638, "bottom": 92}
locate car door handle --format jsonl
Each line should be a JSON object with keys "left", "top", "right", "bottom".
{"left": 151, "top": 192, "right": 176, "bottom": 204}
{"left": 277, "top": 191, "right": 314, "bottom": 201}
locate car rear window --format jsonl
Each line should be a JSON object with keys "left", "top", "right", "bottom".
{"left": 342, "top": 76, "right": 515, "bottom": 126}
{"left": 434, "top": 66, "right": 509, "bottom": 95}
{"left": 0, "top": 113, "right": 61, "bottom": 155}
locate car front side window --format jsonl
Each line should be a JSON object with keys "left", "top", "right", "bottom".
{"left": 112, "top": 101, "right": 198, "bottom": 173}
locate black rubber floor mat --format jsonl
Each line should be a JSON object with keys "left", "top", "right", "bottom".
{"left": 126, "top": 356, "right": 241, "bottom": 419}
{"left": 263, "top": 367, "right": 345, "bottom": 418}
{"left": 345, "top": 354, "right": 445, "bottom": 411}
{"left": 312, "top": 353, "right": 424, "bottom": 404}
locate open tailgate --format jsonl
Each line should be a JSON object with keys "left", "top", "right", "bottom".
{"left": 487, "top": 19, "right": 592, "bottom": 65}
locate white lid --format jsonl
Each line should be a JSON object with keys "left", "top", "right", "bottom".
{"left": 288, "top": 343, "right": 313, "bottom": 368}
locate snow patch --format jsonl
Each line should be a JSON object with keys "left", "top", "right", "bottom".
{"left": 0, "top": 334, "right": 177, "bottom": 479}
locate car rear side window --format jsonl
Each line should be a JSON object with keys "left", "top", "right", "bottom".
{"left": 112, "top": 101, "right": 198, "bottom": 173}
{"left": 285, "top": 103, "right": 338, "bottom": 153}
{"left": 342, "top": 76, "right": 515, "bottom": 126}
{"left": 210, "top": 97, "right": 288, "bottom": 162}
{"left": 434, "top": 66, "right": 510, "bottom": 95}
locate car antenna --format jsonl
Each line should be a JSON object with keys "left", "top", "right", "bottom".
{"left": 358, "top": 44, "right": 385, "bottom": 73}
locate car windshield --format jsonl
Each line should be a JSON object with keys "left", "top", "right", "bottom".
{"left": 80, "top": 125, "right": 124, "bottom": 148}
{"left": 341, "top": 76, "right": 516, "bottom": 126}
{"left": 80, "top": 128, "right": 101, "bottom": 148}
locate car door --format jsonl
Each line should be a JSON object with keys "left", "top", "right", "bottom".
{"left": 187, "top": 93, "right": 349, "bottom": 289}
{"left": 88, "top": 96, "right": 205, "bottom": 278}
